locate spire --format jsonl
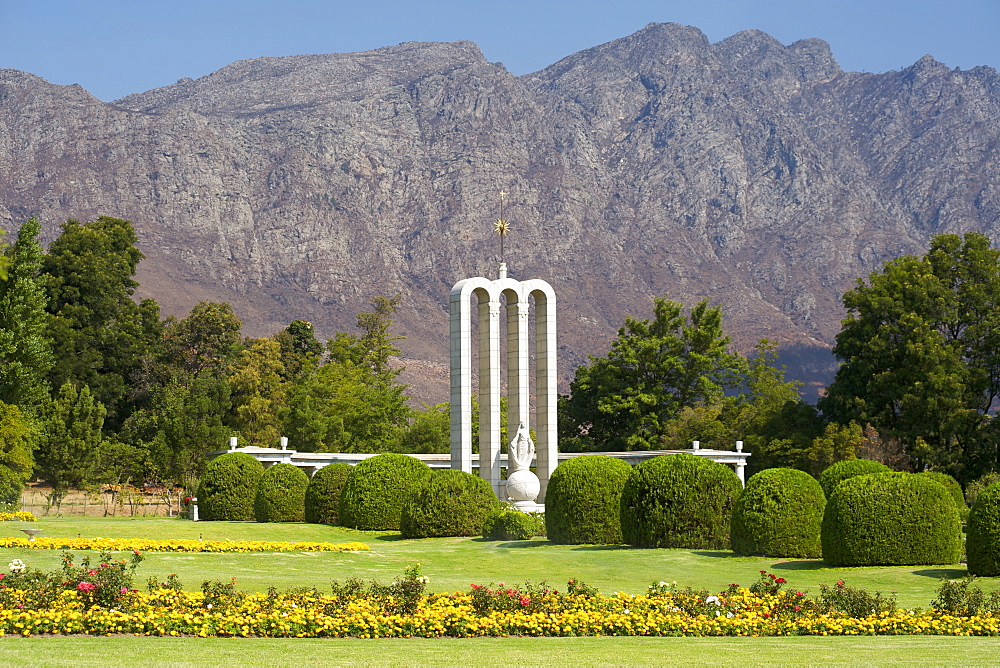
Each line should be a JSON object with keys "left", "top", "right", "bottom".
{"left": 494, "top": 189, "right": 510, "bottom": 278}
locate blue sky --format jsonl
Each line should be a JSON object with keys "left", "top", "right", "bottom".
{"left": 2, "top": 0, "right": 997, "bottom": 102}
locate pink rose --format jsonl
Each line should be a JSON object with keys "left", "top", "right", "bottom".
{"left": 77, "top": 581, "right": 96, "bottom": 593}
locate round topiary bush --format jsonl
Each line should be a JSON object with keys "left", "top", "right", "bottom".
{"left": 918, "top": 471, "right": 968, "bottom": 520}
{"left": 304, "top": 463, "right": 352, "bottom": 525}
{"left": 821, "top": 472, "right": 962, "bottom": 566}
{"left": 400, "top": 469, "right": 501, "bottom": 538}
{"left": 620, "top": 453, "right": 742, "bottom": 549}
{"left": 337, "top": 453, "right": 432, "bottom": 530}
{"left": 254, "top": 463, "right": 309, "bottom": 523}
{"left": 818, "top": 459, "right": 891, "bottom": 498}
{"left": 482, "top": 509, "right": 544, "bottom": 541}
{"left": 545, "top": 455, "right": 633, "bottom": 545}
{"left": 967, "top": 481, "right": 1000, "bottom": 576}
{"left": 731, "top": 467, "right": 826, "bottom": 558}
{"left": 196, "top": 452, "right": 265, "bottom": 521}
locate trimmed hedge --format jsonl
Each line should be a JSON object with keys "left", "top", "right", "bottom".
{"left": 254, "top": 463, "right": 309, "bottom": 523}
{"left": 482, "top": 509, "right": 544, "bottom": 541}
{"left": 337, "top": 453, "right": 432, "bottom": 530}
{"left": 821, "top": 472, "right": 962, "bottom": 566}
{"left": 918, "top": 471, "right": 968, "bottom": 521}
{"left": 400, "top": 469, "right": 501, "bottom": 538}
{"left": 620, "top": 453, "right": 742, "bottom": 549}
{"left": 818, "top": 459, "right": 891, "bottom": 498}
{"left": 545, "top": 455, "right": 632, "bottom": 545}
{"left": 196, "top": 452, "right": 265, "bottom": 521}
{"left": 304, "top": 463, "right": 352, "bottom": 525}
{"left": 967, "top": 481, "right": 1000, "bottom": 576}
{"left": 731, "top": 467, "right": 826, "bottom": 558}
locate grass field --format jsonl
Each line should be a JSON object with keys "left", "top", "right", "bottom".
{"left": 4, "top": 635, "right": 1000, "bottom": 666}
{"left": 2, "top": 516, "right": 999, "bottom": 665}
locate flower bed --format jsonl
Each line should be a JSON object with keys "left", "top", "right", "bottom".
{"left": 0, "top": 537, "right": 369, "bottom": 553}
{"left": 1, "top": 565, "right": 1000, "bottom": 638}
{"left": 1, "top": 587, "right": 999, "bottom": 638}
{"left": 0, "top": 512, "right": 36, "bottom": 522}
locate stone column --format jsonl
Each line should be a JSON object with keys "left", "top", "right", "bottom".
{"left": 533, "top": 288, "right": 558, "bottom": 501}
{"left": 507, "top": 298, "right": 530, "bottom": 433}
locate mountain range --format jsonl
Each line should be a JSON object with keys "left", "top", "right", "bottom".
{"left": 1, "top": 22, "right": 997, "bottom": 402}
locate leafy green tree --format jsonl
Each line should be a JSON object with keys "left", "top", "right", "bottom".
{"left": 41, "top": 217, "right": 163, "bottom": 430}
{"left": 283, "top": 358, "right": 409, "bottom": 452}
{"left": 34, "top": 382, "right": 106, "bottom": 506}
{"left": 275, "top": 319, "right": 323, "bottom": 382}
{"left": 820, "top": 233, "right": 1000, "bottom": 480}
{"left": 228, "top": 338, "right": 287, "bottom": 448}
{"left": 283, "top": 297, "right": 411, "bottom": 453}
{"left": 161, "top": 301, "right": 242, "bottom": 378}
{"left": 327, "top": 294, "right": 404, "bottom": 379}
{"left": 146, "top": 372, "right": 232, "bottom": 488}
{"left": 0, "top": 402, "right": 36, "bottom": 505}
{"left": 0, "top": 218, "right": 53, "bottom": 411}
{"left": 399, "top": 403, "right": 450, "bottom": 454}
{"left": 562, "top": 297, "right": 747, "bottom": 451}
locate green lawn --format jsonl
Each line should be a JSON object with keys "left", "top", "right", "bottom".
{"left": 2, "top": 517, "right": 998, "bottom": 664}
{"left": 0, "top": 517, "right": 991, "bottom": 608}
{"left": 3, "top": 636, "right": 1000, "bottom": 666}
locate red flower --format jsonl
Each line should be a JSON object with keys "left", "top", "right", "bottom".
{"left": 77, "top": 581, "right": 96, "bottom": 593}
{"left": 470, "top": 584, "right": 482, "bottom": 589}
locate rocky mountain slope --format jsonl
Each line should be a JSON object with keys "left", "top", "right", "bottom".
{"left": 1, "top": 23, "right": 998, "bottom": 402}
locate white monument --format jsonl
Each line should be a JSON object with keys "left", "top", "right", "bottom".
{"left": 449, "top": 193, "right": 557, "bottom": 504}
{"left": 506, "top": 421, "right": 540, "bottom": 511}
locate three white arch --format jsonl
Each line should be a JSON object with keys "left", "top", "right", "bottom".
{"left": 449, "top": 272, "right": 558, "bottom": 500}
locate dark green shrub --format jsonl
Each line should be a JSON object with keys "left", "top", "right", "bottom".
{"left": 731, "top": 467, "right": 826, "bottom": 558}
{"left": 400, "top": 469, "right": 501, "bottom": 538}
{"left": 337, "top": 453, "right": 432, "bottom": 530}
{"left": 304, "top": 463, "right": 352, "bottom": 525}
{"left": 482, "top": 508, "right": 544, "bottom": 541}
{"left": 545, "top": 455, "right": 632, "bottom": 545}
{"left": 918, "top": 471, "right": 968, "bottom": 521}
{"left": 966, "top": 472, "right": 1000, "bottom": 507}
{"left": 254, "top": 463, "right": 309, "bottom": 522}
{"left": 967, "top": 481, "right": 1000, "bottom": 576}
{"left": 821, "top": 472, "right": 962, "bottom": 566}
{"left": 619, "top": 453, "right": 742, "bottom": 549}
{"left": 818, "top": 459, "right": 891, "bottom": 498}
{"left": 196, "top": 452, "right": 264, "bottom": 521}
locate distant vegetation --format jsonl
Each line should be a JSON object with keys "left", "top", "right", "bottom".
{"left": 0, "top": 216, "right": 998, "bottom": 510}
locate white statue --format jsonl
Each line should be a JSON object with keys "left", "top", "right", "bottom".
{"left": 506, "top": 421, "right": 540, "bottom": 512}
{"left": 509, "top": 421, "right": 535, "bottom": 472}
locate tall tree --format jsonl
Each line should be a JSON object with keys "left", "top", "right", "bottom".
{"left": 34, "top": 382, "right": 106, "bottom": 506}
{"left": 283, "top": 296, "right": 411, "bottom": 452}
{"left": 820, "top": 232, "right": 1000, "bottom": 479}
{"left": 275, "top": 319, "right": 323, "bottom": 382}
{"left": 147, "top": 371, "right": 232, "bottom": 489}
{"left": 41, "top": 217, "right": 162, "bottom": 429}
{"left": 228, "top": 338, "right": 287, "bottom": 448}
{"left": 0, "top": 402, "right": 35, "bottom": 505}
{"left": 0, "top": 218, "right": 53, "bottom": 410}
{"left": 161, "top": 301, "right": 243, "bottom": 378}
{"left": 562, "top": 297, "right": 746, "bottom": 451}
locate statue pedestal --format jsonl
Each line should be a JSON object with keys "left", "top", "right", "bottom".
{"left": 506, "top": 468, "right": 540, "bottom": 513}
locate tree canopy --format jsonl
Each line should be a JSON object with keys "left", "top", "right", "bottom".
{"left": 820, "top": 232, "right": 1000, "bottom": 480}
{"left": 562, "top": 297, "right": 747, "bottom": 451}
